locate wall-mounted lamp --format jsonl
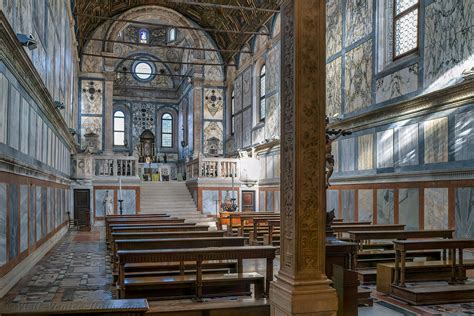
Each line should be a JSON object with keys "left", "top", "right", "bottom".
{"left": 54, "top": 101, "right": 65, "bottom": 110}
{"left": 16, "top": 33, "right": 37, "bottom": 50}
{"left": 68, "top": 128, "right": 77, "bottom": 136}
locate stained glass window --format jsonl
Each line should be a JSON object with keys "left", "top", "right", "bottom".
{"left": 231, "top": 90, "right": 235, "bottom": 135}
{"left": 113, "top": 111, "right": 125, "bottom": 146}
{"left": 139, "top": 29, "right": 149, "bottom": 44}
{"left": 161, "top": 113, "right": 173, "bottom": 148}
{"left": 393, "top": 0, "right": 419, "bottom": 59}
{"left": 259, "top": 65, "right": 266, "bottom": 121}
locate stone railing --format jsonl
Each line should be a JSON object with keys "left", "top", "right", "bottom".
{"left": 186, "top": 157, "right": 239, "bottom": 179}
{"left": 73, "top": 154, "right": 139, "bottom": 179}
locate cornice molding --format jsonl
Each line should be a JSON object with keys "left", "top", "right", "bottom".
{"left": 0, "top": 12, "right": 77, "bottom": 152}
{"left": 329, "top": 80, "right": 474, "bottom": 132}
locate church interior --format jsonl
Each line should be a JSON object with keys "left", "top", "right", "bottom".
{"left": 0, "top": 0, "right": 473, "bottom": 315}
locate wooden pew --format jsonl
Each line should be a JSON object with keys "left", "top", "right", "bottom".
{"left": 117, "top": 246, "right": 277, "bottom": 300}
{"left": 391, "top": 239, "right": 474, "bottom": 305}
{"left": 0, "top": 299, "right": 149, "bottom": 315}
{"left": 106, "top": 214, "right": 169, "bottom": 218}
{"left": 332, "top": 221, "right": 371, "bottom": 226}
{"left": 111, "top": 225, "right": 209, "bottom": 234}
{"left": 225, "top": 212, "right": 279, "bottom": 236}
{"left": 250, "top": 216, "right": 280, "bottom": 244}
{"left": 333, "top": 224, "right": 405, "bottom": 239}
{"left": 264, "top": 219, "right": 281, "bottom": 246}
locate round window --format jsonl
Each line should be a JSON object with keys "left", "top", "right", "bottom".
{"left": 134, "top": 62, "right": 153, "bottom": 81}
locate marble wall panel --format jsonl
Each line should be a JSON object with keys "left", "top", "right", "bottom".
{"left": 35, "top": 187, "right": 42, "bottom": 241}
{"left": 377, "top": 189, "right": 394, "bottom": 224}
{"left": 326, "top": 57, "right": 342, "bottom": 117}
{"left": 399, "top": 188, "right": 419, "bottom": 230}
{"left": 345, "top": 0, "right": 373, "bottom": 46}
{"left": 204, "top": 51, "right": 224, "bottom": 81}
{"left": 424, "top": 188, "right": 448, "bottom": 229}
{"left": 326, "top": 0, "right": 342, "bottom": 57}
{"left": 0, "top": 73, "right": 7, "bottom": 144}
{"left": 242, "top": 108, "right": 252, "bottom": 147}
{"left": 358, "top": 189, "right": 373, "bottom": 222}
{"left": 41, "top": 187, "right": 47, "bottom": 238}
{"left": 342, "top": 190, "right": 355, "bottom": 222}
{"left": 424, "top": 0, "right": 473, "bottom": 88}
{"left": 345, "top": 40, "right": 372, "bottom": 113}
{"left": 29, "top": 108, "right": 37, "bottom": 157}
{"left": 234, "top": 76, "right": 243, "bottom": 113}
{"left": 332, "top": 141, "right": 339, "bottom": 173}
{"left": 358, "top": 134, "right": 373, "bottom": 170}
{"left": 327, "top": 190, "right": 339, "bottom": 217}
{"left": 259, "top": 157, "right": 266, "bottom": 180}
{"left": 80, "top": 80, "right": 103, "bottom": 114}
{"left": 377, "top": 129, "right": 394, "bottom": 168}
{"left": 20, "top": 185, "right": 28, "bottom": 253}
{"left": 424, "top": 117, "right": 448, "bottom": 164}
{"left": 242, "top": 68, "right": 252, "bottom": 108}
{"left": 203, "top": 88, "right": 224, "bottom": 120}
{"left": 42, "top": 121, "right": 47, "bottom": 163}
{"left": 397, "top": 124, "right": 418, "bottom": 166}
{"left": 8, "top": 86, "right": 20, "bottom": 150}
{"left": 266, "top": 155, "right": 274, "bottom": 179}
{"left": 340, "top": 138, "right": 355, "bottom": 171}
{"left": 259, "top": 191, "right": 265, "bottom": 212}
{"left": 266, "top": 191, "right": 274, "bottom": 212}
{"left": 121, "top": 190, "right": 136, "bottom": 215}
{"left": 454, "top": 110, "right": 474, "bottom": 161}
{"left": 264, "top": 93, "right": 280, "bottom": 140}
{"left": 0, "top": 183, "right": 6, "bottom": 266}
{"left": 274, "top": 191, "right": 280, "bottom": 213}
{"left": 274, "top": 154, "right": 280, "bottom": 178}
{"left": 95, "top": 190, "right": 111, "bottom": 218}
{"left": 202, "top": 190, "right": 219, "bottom": 215}
{"left": 267, "top": 43, "right": 280, "bottom": 93}
{"left": 252, "top": 126, "right": 264, "bottom": 145}
{"left": 234, "top": 113, "right": 242, "bottom": 149}
{"left": 80, "top": 117, "right": 103, "bottom": 150}
{"left": 203, "top": 121, "right": 224, "bottom": 155}
{"left": 376, "top": 64, "right": 418, "bottom": 103}
{"left": 8, "top": 184, "right": 19, "bottom": 259}
{"left": 455, "top": 187, "right": 474, "bottom": 238}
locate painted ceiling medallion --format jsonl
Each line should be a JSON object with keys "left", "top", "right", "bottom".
{"left": 205, "top": 89, "right": 223, "bottom": 117}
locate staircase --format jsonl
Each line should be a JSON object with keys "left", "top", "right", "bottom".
{"left": 140, "top": 181, "right": 215, "bottom": 226}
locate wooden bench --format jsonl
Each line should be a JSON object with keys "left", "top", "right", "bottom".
{"left": 333, "top": 224, "right": 405, "bottom": 239}
{"left": 124, "top": 261, "right": 238, "bottom": 277}
{"left": 264, "top": 219, "right": 281, "bottom": 246}
{"left": 332, "top": 221, "right": 371, "bottom": 226}
{"left": 224, "top": 212, "right": 279, "bottom": 236}
{"left": 0, "top": 299, "right": 149, "bottom": 315}
{"left": 117, "top": 246, "right": 276, "bottom": 300}
{"left": 391, "top": 239, "right": 474, "bottom": 305}
{"left": 250, "top": 216, "right": 280, "bottom": 244}
{"left": 111, "top": 225, "right": 209, "bottom": 234}
{"left": 106, "top": 217, "right": 187, "bottom": 242}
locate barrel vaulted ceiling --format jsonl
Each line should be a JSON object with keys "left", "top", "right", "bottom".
{"left": 73, "top": 0, "right": 280, "bottom": 61}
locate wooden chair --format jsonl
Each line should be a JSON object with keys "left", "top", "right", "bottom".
{"left": 66, "top": 211, "right": 79, "bottom": 230}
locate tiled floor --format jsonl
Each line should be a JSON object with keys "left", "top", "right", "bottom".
{"left": 2, "top": 229, "right": 474, "bottom": 316}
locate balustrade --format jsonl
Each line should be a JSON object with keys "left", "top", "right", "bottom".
{"left": 73, "top": 154, "right": 138, "bottom": 179}
{"left": 185, "top": 157, "right": 239, "bottom": 179}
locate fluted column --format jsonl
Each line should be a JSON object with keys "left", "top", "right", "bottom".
{"left": 269, "top": 1, "right": 338, "bottom": 315}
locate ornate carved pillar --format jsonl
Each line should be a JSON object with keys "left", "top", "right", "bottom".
{"left": 192, "top": 68, "right": 204, "bottom": 158}
{"left": 103, "top": 71, "right": 115, "bottom": 153}
{"left": 270, "top": 1, "right": 338, "bottom": 315}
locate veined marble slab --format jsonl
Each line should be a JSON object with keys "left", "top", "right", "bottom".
{"left": 358, "top": 189, "right": 373, "bottom": 222}
{"left": 376, "top": 64, "right": 418, "bottom": 104}
{"left": 121, "top": 190, "right": 136, "bottom": 215}
{"left": 358, "top": 134, "right": 373, "bottom": 170}
{"left": 264, "top": 93, "right": 280, "bottom": 140}
{"left": 399, "top": 188, "right": 419, "bottom": 230}
{"left": 242, "top": 67, "right": 252, "bottom": 108}
{"left": 345, "top": 40, "right": 372, "bottom": 113}
{"left": 342, "top": 190, "right": 355, "bottom": 222}
{"left": 0, "top": 73, "right": 7, "bottom": 144}
{"left": 397, "top": 123, "right": 419, "bottom": 166}
{"left": 20, "top": 185, "right": 28, "bottom": 253}
{"left": 377, "top": 129, "right": 394, "bottom": 168}
{"left": 454, "top": 110, "right": 474, "bottom": 161}
{"left": 424, "top": 188, "right": 448, "bottom": 230}
{"left": 326, "top": 57, "right": 342, "bottom": 117}
{"left": 345, "top": 0, "right": 373, "bottom": 46}
{"left": 455, "top": 187, "right": 474, "bottom": 238}
{"left": 326, "top": 0, "right": 342, "bottom": 57}
{"left": 327, "top": 190, "right": 339, "bottom": 217}
{"left": 20, "top": 99, "right": 29, "bottom": 155}
{"left": 243, "top": 108, "right": 252, "bottom": 148}
{"left": 8, "top": 184, "right": 19, "bottom": 260}
{"left": 377, "top": 189, "right": 394, "bottom": 224}
{"left": 35, "top": 187, "right": 41, "bottom": 243}
{"left": 8, "top": 86, "right": 20, "bottom": 150}
{"left": 259, "top": 191, "right": 265, "bottom": 212}
{"left": 203, "top": 190, "right": 219, "bottom": 215}
{"left": 203, "top": 88, "right": 224, "bottom": 120}
{"left": 424, "top": 117, "right": 448, "bottom": 164}
{"left": 274, "top": 191, "right": 280, "bottom": 213}
{"left": 29, "top": 107, "right": 37, "bottom": 158}
{"left": 234, "top": 76, "right": 243, "bottom": 113}
{"left": 80, "top": 80, "right": 103, "bottom": 115}
{"left": 266, "top": 191, "right": 274, "bottom": 212}
{"left": 266, "top": 43, "right": 280, "bottom": 94}
{"left": 340, "top": 138, "right": 355, "bottom": 171}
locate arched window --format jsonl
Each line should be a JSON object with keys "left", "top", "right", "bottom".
{"left": 139, "top": 29, "right": 149, "bottom": 44}
{"left": 259, "top": 64, "right": 266, "bottom": 121}
{"left": 161, "top": 113, "right": 173, "bottom": 148}
{"left": 168, "top": 28, "right": 176, "bottom": 42}
{"left": 113, "top": 111, "right": 125, "bottom": 146}
{"left": 231, "top": 89, "right": 235, "bottom": 135}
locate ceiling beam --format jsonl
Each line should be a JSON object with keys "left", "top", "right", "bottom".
{"left": 166, "top": 0, "right": 280, "bottom": 13}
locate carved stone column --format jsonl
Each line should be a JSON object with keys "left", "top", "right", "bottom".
{"left": 192, "top": 72, "right": 204, "bottom": 158}
{"left": 269, "top": 1, "right": 338, "bottom": 315}
{"left": 103, "top": 71, "right": 115, "bottom": 153}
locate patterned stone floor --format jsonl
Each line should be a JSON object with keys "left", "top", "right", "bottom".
{"left": 0, "top": 228, "right": 115, "bottom": 304}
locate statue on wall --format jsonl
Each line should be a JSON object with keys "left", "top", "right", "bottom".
{"left": 103, "top": 190, "right": 114, "bottom": 216}
{"left": 325, "top": 116, "right": 352, "bottom": 188}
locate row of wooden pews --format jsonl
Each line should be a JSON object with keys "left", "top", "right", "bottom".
{"left": 106, "top": 213, "right": 277, "bottom": 308}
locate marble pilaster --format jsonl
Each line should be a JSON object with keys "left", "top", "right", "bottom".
{"left": 270, "top": 1, "right": 338, "bottom": 315}
{"left": 103, "top": 72, "right": 114, "bottom": 153}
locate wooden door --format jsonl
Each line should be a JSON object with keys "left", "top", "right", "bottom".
{"left": 241, "top": 191, "right": 255, "bottom": 212}
{"left": 74, "top": 189, "right": 91, "bottom": 231}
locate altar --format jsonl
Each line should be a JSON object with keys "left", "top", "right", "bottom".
{"left": 138, "top": 162, "right": 178, "bottom": 181}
